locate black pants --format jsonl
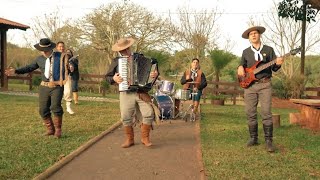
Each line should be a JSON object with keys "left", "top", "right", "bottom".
{"left": 39, "top": 85, "right": 64, "bottom": 119}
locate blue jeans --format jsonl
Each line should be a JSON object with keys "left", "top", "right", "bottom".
{"left": 191, "top": 90, "right": 202, "bottom": 102}
{"left": 71, "top": 80, "right": 79, "bottom": 92}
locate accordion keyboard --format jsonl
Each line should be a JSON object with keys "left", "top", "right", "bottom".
{"left": 118, "top": 57, "right": 129, "bottom": 91}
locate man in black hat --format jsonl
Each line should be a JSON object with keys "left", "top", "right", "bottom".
{"left": 237, "top": 26, "right": 284, "bottom": 152}
{"left": 5, "top": 38, "right": 69, "bottom": 138}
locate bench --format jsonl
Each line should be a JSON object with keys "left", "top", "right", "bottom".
{"left": 289, "top": 99, "right": 320, "bottom": 131}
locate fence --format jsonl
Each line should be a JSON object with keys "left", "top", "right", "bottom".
{"left": 7, "top": 71, "right": 108, "bottom": 95}
{"left": 7, "top": 72, "right": 320, "bottom": 101}
{"left": 304, "top": 87, "right": 320, "bottom": 99}
{"left": 202, "top": 81, "right": 244, "bottom": 105}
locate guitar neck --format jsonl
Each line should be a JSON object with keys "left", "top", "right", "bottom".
{"left": 253, "top": 52, "right": 290, "bottom": 74}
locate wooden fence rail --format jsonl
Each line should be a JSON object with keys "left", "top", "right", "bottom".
{"left": 6, "top": 72, "right": 320, "bottom": 101}
{"left": 7, "top": 71, "right": 106, "bottom": 93}
{"left": 305, "top": 87, "right": 320, "bottom": 99}
{"left": 202, "top": 81, "right": 244, "bottom": 105}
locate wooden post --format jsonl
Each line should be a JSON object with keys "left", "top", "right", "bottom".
{"left": 272, "top": 114, "right": 280, "bottom": 128}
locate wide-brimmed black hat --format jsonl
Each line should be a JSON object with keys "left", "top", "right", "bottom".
{"left": 34, "top": 38, "right": 56, "bottom": 51}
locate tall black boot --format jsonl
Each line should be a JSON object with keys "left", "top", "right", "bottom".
{"left": 263, "top": 124, "right": 275, "bottom": 152}
{"left": 247, "top": 124, "right": 258, "bottom": 147}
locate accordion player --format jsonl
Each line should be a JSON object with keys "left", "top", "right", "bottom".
{"left": 107, "top": 53, "right": 158, "bottom": 92}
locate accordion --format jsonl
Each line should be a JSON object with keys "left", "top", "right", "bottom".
{"left": 118, "top": 54, "right": 159, "bottom": 92}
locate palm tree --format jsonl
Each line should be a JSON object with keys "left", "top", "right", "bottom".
{"left": 208, "top": 49, "right": 236, "bottom": 91}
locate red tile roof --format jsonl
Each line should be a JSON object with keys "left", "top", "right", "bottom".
{"left": 0, "top": 17, "right": 30, "bottom": 30}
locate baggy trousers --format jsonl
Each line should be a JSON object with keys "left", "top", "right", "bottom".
{"left": 39, "top": 85, "right": 64, "bottom": 119}
{"left": 244, "top": 81, "right": 272, "bottom": 126}
{"left": 119, "top": 91, "right": 154, "bottom": 126}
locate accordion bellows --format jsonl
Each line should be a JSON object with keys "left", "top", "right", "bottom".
{"left": 118, "top": 54, "right": 158, "bottom": 92}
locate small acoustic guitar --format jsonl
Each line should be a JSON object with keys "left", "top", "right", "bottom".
{"left": 238, "top": 47, "right": 301, "bottom": 89}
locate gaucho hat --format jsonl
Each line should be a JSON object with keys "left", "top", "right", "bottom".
{"left": 242, "top": 26, "right": 266, "bottom": 39}
{"left": 112, "top": 37, "right": 135, "bottom": 51}
{"left": 34, "top": 38, "right": 56, "bottom": 51}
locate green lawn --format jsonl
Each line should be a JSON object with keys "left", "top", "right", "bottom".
{"left": 1, "top": 92, "right": 320, "bottom": 179}
{"left": 0, "top": 94, "right": 119, "bottom": 179}
{"left": 201, "top": 104, "right": 320, "bottom": 179}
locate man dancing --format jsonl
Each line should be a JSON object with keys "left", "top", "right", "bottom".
{"left": 105, "top": 37, "right": 158, "bottom": 148}
{"left": 5, "top": 38, "right": 70, "bottom": 138}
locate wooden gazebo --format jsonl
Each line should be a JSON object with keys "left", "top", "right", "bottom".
{"left": 0, "top": 17, "right": 29, "bottom": 90}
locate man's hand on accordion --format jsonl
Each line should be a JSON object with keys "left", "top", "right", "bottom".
{"left": 113, "top": 73, "right": 123, "bottom": 84}
{"left": 150, "top": 70, "right": 158, "bottom": 79}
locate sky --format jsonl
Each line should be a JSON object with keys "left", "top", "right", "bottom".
{"left": 0, "top": 0, "right": 281, "bottom": 56}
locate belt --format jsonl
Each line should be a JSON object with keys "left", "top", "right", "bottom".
{"left": 40, "top": 81, "right": 60, "bottom": 88}
{"left": 255, "top": 77, "right": 271, "bottom": 84}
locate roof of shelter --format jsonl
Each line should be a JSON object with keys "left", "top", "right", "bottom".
{"left": 307, "top": 0, "right": 320, "bottom": 10}
{"left": 0, "top": 17, "right": 30, "bottom": 31}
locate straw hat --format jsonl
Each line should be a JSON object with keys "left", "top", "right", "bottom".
{"left": 112, "top": 38, "right": 135, "bottom": 51}
{"left": 242, "top": 26, "right": 266, "bottom": 39}
{"left": 34, "top": 38, "right": 56, "bottom": 51}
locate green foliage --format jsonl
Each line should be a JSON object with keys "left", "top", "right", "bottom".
{"left": 272, "top": 74, "right": 306, "bottom": 98}
{"left": 143, "top": 49, "right": 171, "bottom": 75}
{"left": 32, "top": 76, "right": 42, "bottom": 87}
{"left": 305, "top": 55, "right": 320, "bottom": 86}
{"left": 208, "top": 49, "right": 236, "bottom": 74}
{"left": 100, "top": 80, "right": 110, "bottom": 93}
{"left": 278, "top": 0, "right": 318, "bottom": 22}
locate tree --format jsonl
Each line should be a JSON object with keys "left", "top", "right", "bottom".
{"left": 264, "top": 2, "right": 320, "bottom": 78}
{"left": 208, "top": 49, "right": 236, "bottom": 86}
{"left": 278, "top": 0, "right": 320, "bottom": 75}
{"left": 80, "top": 2, "right": 174, "bottom": 68}
{"left": 169, "top": 7, "right": 221, "bottom": 60}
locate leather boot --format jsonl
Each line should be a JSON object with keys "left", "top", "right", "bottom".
{"left": 141, "top": 123, "right": 152, "bottom": 147}
{"left": 121, "top": 126, "right": 134, "bottom": 148}
{"left": 263, "top": 124, "right": 275, "bottom": 152}
{"left": 43, "top": 117, "right": 55, "bottom": 136}
{"left": 53, "top": 116, "right": 63, "bottom": 138}
{"left": 73, "top": 92, "right": 79, "bottom": 105}
{"left": 66, "top": 101, "right": 75, "bottom": 114}
{"left": 247, "top": 124, "right": 258, "bottom": 147}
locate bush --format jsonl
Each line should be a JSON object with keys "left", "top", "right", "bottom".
{"left": 272, "top": 74, "right": 305, "bottom": 99}
{"left": 32, "top": 76, "right": 41, "bottom": 87}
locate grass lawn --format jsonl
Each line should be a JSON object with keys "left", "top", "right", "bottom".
{"left": 200, "top": 104, "right": 320, "bottom": 179}
{"left": 0, "top": 94, "right": 120, "bottom": 179}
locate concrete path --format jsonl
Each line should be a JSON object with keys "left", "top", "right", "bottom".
{"left": 38, "top": 119, "right": 206, "bottom": 180}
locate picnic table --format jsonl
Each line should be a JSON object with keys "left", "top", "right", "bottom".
{"left": 289, "top": 99, "right": 320, "bottom": 131}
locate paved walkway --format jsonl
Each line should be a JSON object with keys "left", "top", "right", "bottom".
{"left": 40, "top": 119, "right": 206, "bottom": 180}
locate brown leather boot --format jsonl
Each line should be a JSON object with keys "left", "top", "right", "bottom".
{"left": 141, "top": 123, "right": 152, "bottom": 147}
{"left": 53, "top": 116, "right": 63, "bottom": 138}
{"left": 121, "top": 126, "right": 134, "bottom": 148}
{"left": 43, "top": 117, "right": 55, "bottom": 136}
{"left": 73, "top": 92, "right": 79, "bottom": 105}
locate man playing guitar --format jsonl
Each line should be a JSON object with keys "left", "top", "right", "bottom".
{"left": 237, "top": 26, "right": 284, "bottom": 152}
